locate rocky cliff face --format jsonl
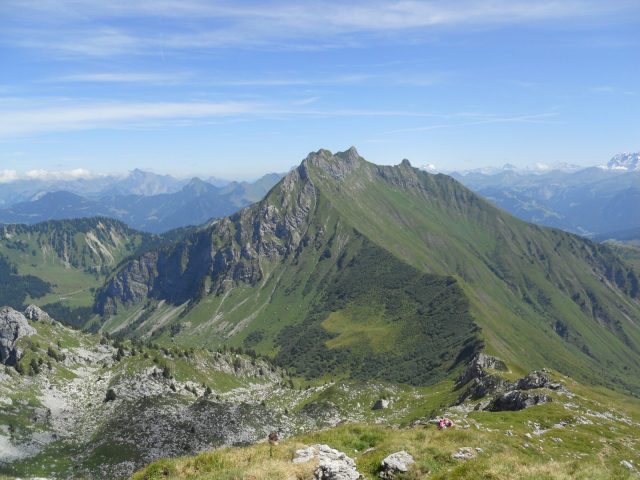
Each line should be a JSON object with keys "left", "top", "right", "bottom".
{"left": 0, "top": 307, "right": 36, "bottom": 365}
{"left": 1, "top": 218, "right": 148, "bottom": 271}
{"left": 97, "top": 154, "right": 320, "bottom": 315}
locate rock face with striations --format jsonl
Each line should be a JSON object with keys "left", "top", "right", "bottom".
{"left": 96, "top": 152, "right": 320, "bottom": 315}
{"left": 0, "top": 306, "right": 36, "bottom": 365}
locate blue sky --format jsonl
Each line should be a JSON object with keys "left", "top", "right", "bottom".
{"left": 1, "top": 0, "right": 639, "bottom": 179}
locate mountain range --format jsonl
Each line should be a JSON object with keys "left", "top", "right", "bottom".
{"left": 2, "top": 147, "right": 640, "bottom": 479}
{"left": 0, "top": 169, "right": 188, "bottom": 207}
{"left": 452, "top": 152, "right": 640, "bottom": 236}
{"left": 87, "top": 148, "right": 640, "bottom": 394}
{"left": 0, "top": 172, "right": 283, "bottom": 233}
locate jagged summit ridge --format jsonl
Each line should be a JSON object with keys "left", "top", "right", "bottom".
{"left": 301, "top": 146, "right": 364, "bottom": 180}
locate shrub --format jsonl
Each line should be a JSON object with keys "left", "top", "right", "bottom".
{"left": 29, "top": 358, "right": 40, "bottom": 375}
{"left": 105, "top": 388, "right": 117, "bottom": 402}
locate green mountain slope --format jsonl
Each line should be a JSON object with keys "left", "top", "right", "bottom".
{"left": 0, "top": 218, "right": 151, "bottom": 326}
{"left": 96, "top": 148, "right": 640, "bottom": 393}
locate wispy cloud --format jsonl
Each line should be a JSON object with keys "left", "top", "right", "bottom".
{"left": 0, "top": 100, "right": 263, "bottom": 137}
{"left": 589, "top": 85, "right": 637, "bottom": 96}
{"left": 201, "top": 72, "right": 445, "bottom": 88}
{"left": 0, "top": 96, "right": 559, "bottom": 138}
{"left": 389, "top": 112, "right": 560, "bottom": 133}
{"left": 42, "top": 71, "right": 445, "bottom": 89}
{"left": 49, "top": 72, "right": 193, "bottom": 84}
{"left": 3, "top": 0, "right": 637, "bottom": 56}
{"left": 292, "top": 96, "right": 321, "bottom": 106}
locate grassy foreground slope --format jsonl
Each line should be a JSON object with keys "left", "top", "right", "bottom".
{"left": 0, "top": 306, "right": 481, "bottom": 479}
{"left": 133, "top": 369, "right": 640, "bottom": 480}
{"left": 98, "top": 148, "right": 640, "bottom": 394}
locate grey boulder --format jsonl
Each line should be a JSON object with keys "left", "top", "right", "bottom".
{"left": 379, "top": 451, "right": 415, "bottom": 478}
{"left": 24, "top": 304, "right": 50, "bottom": 322}
{"left": 0, "top": 306, "right": 36, "bottom": 365}
{"left": 293, "top": 444, "right": 361, "bottom": 480}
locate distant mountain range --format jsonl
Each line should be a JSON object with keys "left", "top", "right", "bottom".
{"left": 0, "top": 169, "right": 189, "bottom": 208}
{"left": 2, "top": 152, "right": 639, "bottom": 237}
{"left": 0, "top": 171, "right": 283, "bottom": 233}
{"left": 452, "top": 152, "right": 640, "bottom": 236}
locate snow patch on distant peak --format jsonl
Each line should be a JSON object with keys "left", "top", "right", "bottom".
{"left": 600, "top": 152, "right": 640, "bottom": 171}
{"left": 420, "top": 163, "right": 439, "bottom": 173}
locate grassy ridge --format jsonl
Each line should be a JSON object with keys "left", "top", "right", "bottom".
{"left": 304, "top": 153, "right": 640, "bottom": 393}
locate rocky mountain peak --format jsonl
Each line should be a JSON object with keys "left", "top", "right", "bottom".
{"left": 303, "top": 147, "right": 364, "bottom": 180}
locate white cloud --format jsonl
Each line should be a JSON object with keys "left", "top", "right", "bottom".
{"left": 0, "top": 170, "right": 19, "bottom": 183}
{"left": 0, "top": 168, "right": 105, "bottom": 183}
{"left": 24, "top": 168, "right": 96, "bottom": 181}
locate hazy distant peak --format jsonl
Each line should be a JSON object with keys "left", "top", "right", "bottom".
{"left": 456, "top": 161, "right": 584, "bottom": 176}
{"left": 182, "top": 177, "right": 216, "bottom": 195}
{"left": 600, "top": 152, "right": 640, "bottom": 171}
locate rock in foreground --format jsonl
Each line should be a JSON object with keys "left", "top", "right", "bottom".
{"left": 0, "top": 306, "right": 36, "bottom": 365}
{"left": 23, "top": 304, "right": 50, "bottom": 322}
{"left": 293, "top": 444, "right": 361, "bottom": 480}
{"left": 379, "top": 450, "right": 415, "bottom": 478}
